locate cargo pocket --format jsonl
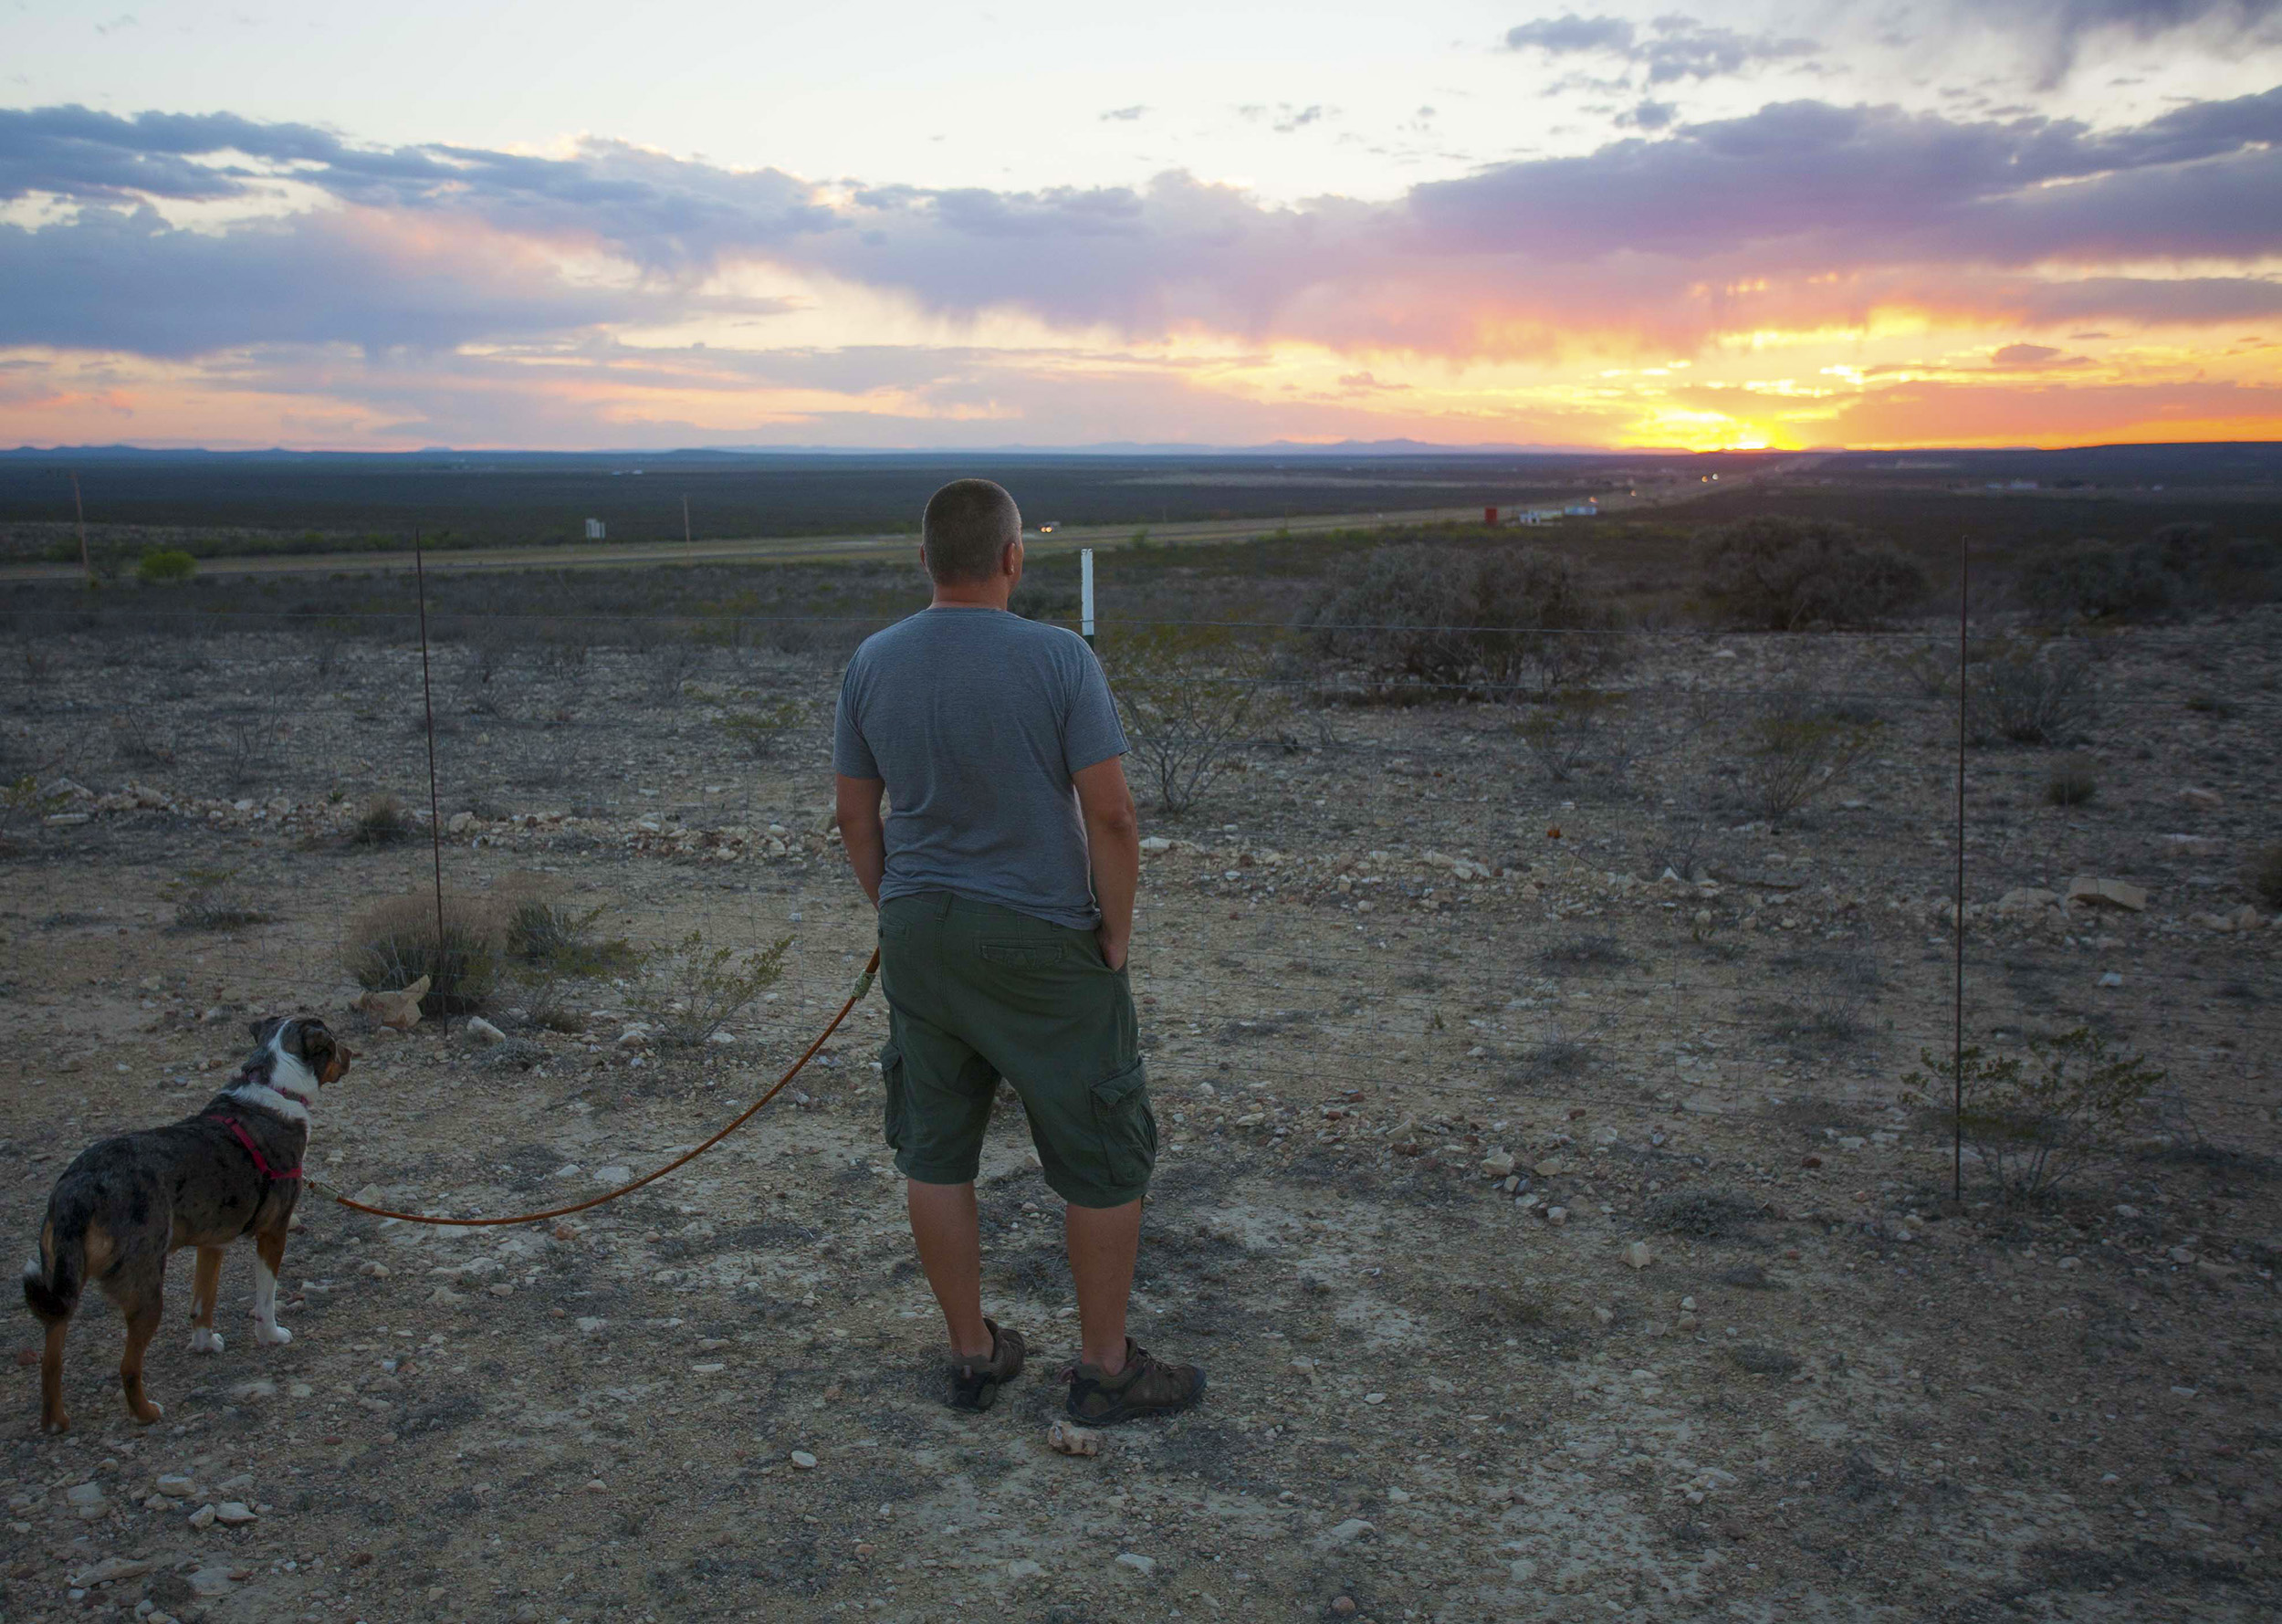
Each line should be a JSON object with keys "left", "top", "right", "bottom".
{"left": 1088, "top": 1057, "right": 1157, "bottom": 1194}
{"left": 879, "top": 1041, "right": 908, "bottom": 1153}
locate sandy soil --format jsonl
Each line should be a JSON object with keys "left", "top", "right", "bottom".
{"left": 2, "top": 607, "right": 2277, "bottom": 1623}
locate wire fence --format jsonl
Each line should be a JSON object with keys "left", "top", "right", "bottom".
{"left": 4, "top": 540, "right": 2276, "bottom": 1214}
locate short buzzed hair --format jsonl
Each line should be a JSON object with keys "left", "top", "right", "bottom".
{"left": 922, "top": 478, "right": 1021, "bottom": 584}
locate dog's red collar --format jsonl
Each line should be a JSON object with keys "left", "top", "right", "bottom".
{"left": 204, "top": 1115, "right": 302, "bottom": 1183}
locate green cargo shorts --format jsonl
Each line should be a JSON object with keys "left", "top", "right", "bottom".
{"left": 875, "top": 890, "right": 1155, "bottom": 1210}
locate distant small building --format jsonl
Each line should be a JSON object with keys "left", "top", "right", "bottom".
{"left": 1563, "top": 501, "right": 1599, "bottom": 518}
{"left": 1510, "top": 507, "right": 1565, "bottom": 526}
{"left": 584, "top": 519, "right": 606, "bottom": 540}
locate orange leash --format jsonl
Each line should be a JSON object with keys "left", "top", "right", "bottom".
{"left": 309, "top": 950, "right": 880, "bottom": 1228}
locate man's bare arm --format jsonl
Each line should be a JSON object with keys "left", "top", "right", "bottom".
{"left": 835, "top": 773, "right": 887, "bottom": 906}
{"left": 1073, "top": 756, "right": 1139, "bottom": 970}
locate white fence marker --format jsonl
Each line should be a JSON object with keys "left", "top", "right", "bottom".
{"left": 1081, "top": 547, "right": 1096, "bottom": 646}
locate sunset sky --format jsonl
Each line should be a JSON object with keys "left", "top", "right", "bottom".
{"left": 2, "top": 1, "right": 2279, "bottom": 451}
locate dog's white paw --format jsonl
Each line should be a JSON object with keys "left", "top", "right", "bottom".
{"left": 253, "top": 1322, "right": 292, "bottom": 1346}
{"left": 188, "top": 1327, "right": 225, "bottom": 1355}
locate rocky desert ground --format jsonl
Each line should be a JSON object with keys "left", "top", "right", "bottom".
{"left": 0, "top": 598, "right": 2277, "bottom": 1623}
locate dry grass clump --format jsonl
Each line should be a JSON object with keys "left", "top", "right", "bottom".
{"left": 2045, "top": 753, "right": 2099, "bottom": 806}
{"left": 165, "top": 866, "right": 270, "bottom": 931}
{"left": 351, "top": 792, "right": 412, "bottom": 846}
{"left": 344, "top": 891, "right": 502, "bottom": 1016}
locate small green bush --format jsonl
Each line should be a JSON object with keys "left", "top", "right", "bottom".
{"left": 1733, "top": 689, "right": 1880, "bottom": 820}
{"left": 1904, "top": 1028, "right": 2163, "bottom": 1206}
{"left": 165, "top": 866, "right": 270, "bottom": 930}
{"left": 1104, "top": 624, "right": 1286, "bottom": 813}
{"left": 630, "top": 929, "right": 790, "bottom": 1046}
{"left": 717, "top": 700, "right": 805, "bottom": 759}
{"left": 136, "top": 549, "right": 196, "bottom": 584}
{"left": 344, "top": 892, "right": 502, "bottom": 1016}
{"left": 506, "top": 899, "right": 641, "bottom": 976}
{"left": 2045, "top": 753, "right": 2099, "bottom": 806}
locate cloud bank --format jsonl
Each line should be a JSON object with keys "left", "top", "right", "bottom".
{"left": 2, "top": 86, "right": 2278, "bottom": 447}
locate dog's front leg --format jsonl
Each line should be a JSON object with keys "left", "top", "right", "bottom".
{"left": 249, "top": 1228, "right": 292, "bottom": 1346}
{"left": 187, "top": 1244, "right": 226, "bottom": 1354}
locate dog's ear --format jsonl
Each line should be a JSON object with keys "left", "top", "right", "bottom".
{"left": 291, "top": 1019, "right": 350, "bottom": 1084}
{"left": 248, "top": 1016, "right": 287, "bottom": 1047}
{"left": 322, "top": 1041, "right": 355, "bottom": 1084}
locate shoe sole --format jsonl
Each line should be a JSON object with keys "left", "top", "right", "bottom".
{"left": 1064, "top": 1367, "right": 1206, "bottom": 1426}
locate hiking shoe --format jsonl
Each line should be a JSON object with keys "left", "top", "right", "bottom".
{"left": 1063, "top": 1339, "right": 1206, "bottom": 1425}
{"left": 947, "top": 1319, "right": 1025, "bottom": 1412}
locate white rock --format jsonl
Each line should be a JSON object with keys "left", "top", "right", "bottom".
{"left": 1626, "top": 1242, "right": 1654, "bottom": 1271}
{"left": 69, "top": 1556, "right": 152, "bottom": 1587}
{"left": 154, "top": 1473, "right": 195, "bottom": 1498}
{"left": 185, "top": 1566, "right": 236, "bottom": 1597}
{"left": 65, "top": 1483, "right": 106, "bottom": 1519}
{"left": 214, "top": 1502, "right": 257, "bottom": 1525}
{"left": 2066, "top": 876, "right": 2147, "bottom": 912}
{"left": 1047, "top": 1420, "right": 1104, "bottom": 1457}
{"left": 1115, "top": 1552, "right": 1157, "bottom": 1576}
{"left": 575, "top": 1316, "right": 609, "bottom": 1335}
{"left": 2099, "top": 971, "right": 2124, "bottom": 989}
{"left": 790, "top": 1450, "right": 818, "bottom": 1470}
{"left": 1545, "top": 1207, "right": 1569, "bottom": 1226}
{"left": 464, "top": 1017, "right": 507, "bottom": 1046}
{"left": 1008, "top": 1558, "right": 1046, "bottom": 1579}
{"left": 1139, "top": 837, "right": 1172, "bottom": 854}
{"left": 187, "top": 1504, "right": 217, "bottom": 1530}
{"left": 1327, "top": 1517, "right": 1377, "bottom": 1544}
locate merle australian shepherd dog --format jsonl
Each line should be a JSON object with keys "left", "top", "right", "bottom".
{"left": 22, "top": 1016, "right": 351, "bottom": 1433}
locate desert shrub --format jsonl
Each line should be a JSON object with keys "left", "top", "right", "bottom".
{"left": 1009, "top": 582, "right": 1081, "bottom": 621}
{"left": 165, "top": 866, "right": 270, "bottom": 930}
{"left": 1296, "top": 542, "right": 1623, "bottom": 699}
{"left": 344, "top": 892, "right": 502, "bottom": 1016}
{"left": 110, "top": 711, "right": 174, "bottom": 767}
{"left": 1903, "top": 1028, "right": 2163, "bottom": 1206}
{"left": 2246, "top": 843, "right": 2282, "bottom": 910}
{"left": 1104, "top": 624, "right": 1284, "bottom": 813}
{"left": 630, "top": 929, "right": 790, "bottom": 1046}
{"left": 2018, "top": 525, "right": 2282, "bottom": 624}
{"left": 717, "top": 700, "right": 804, "bottom": 759}
{"left": 1644, "top": 1189, "right": 1764, "bottom": 1240}
{"left": 506, "top": 900, "right": 641, "bottom": 976}
{"left": 1503, "top": 1032, "right": 1595, "bottom": 1089}
{"left": 639, "top": 635, "right": 704, "bottom": 704}
{"left": 2045, "top": 753, "right": 2099, "bottom": 807}
{"left": 1538, "top": 933, "right": 1633, "bottom": 972}
{"left": 1513, "top": 690, "right": 1630, "bottom": 783}
{"left": 1696, "top": 516, "right": 1928, "bottom": 631}
{"left": 1732, "top": 688, "right": 1879, "bottom": 820}
{"left": 1967, "top": 634, "right": 2098, "bottom": 745}
{"left": 351, "top": 792, "right": 412, "bottom": 845}
{"left": 1883, "top": 642, "right": 1954, "bottom": 699}
{"left": 136, "top": 549, "right": 196, "bottom": 584}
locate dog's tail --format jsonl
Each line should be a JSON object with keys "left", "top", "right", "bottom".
{"left": 22, "top": 1210, "right": 86, "bottom": 1325}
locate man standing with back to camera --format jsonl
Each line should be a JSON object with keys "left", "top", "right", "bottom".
{"left": 832, "top": 478, "right": 1205, "bottom": 1422}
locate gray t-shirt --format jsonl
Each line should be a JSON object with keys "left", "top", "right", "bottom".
{"left": 833, "top": 606, "right": 1129, "bottom": 929}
